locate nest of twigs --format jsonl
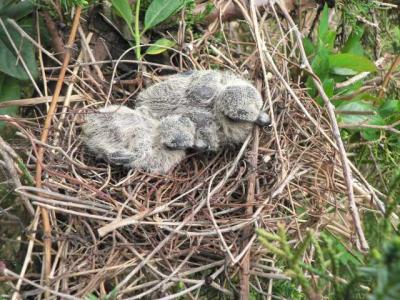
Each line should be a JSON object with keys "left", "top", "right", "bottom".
{"left": 1, "top": 2, "right": 386, "bottom": 299}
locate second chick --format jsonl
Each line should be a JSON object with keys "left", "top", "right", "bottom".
{"left": 82, "top": 105, "right": 196, "bottom": 174}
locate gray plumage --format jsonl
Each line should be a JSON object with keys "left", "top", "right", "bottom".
{"left": 136, "top": 70, "right": 270, "bottom": 151}
{"left": 81, "top": 105, "right": 196, "bottom": 174}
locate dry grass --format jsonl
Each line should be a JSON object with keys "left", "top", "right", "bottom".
{"left": 0, "top": 2, "right": 386, "bottom": 299}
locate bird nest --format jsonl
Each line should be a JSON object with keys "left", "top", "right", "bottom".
{"left": 1, "top": 2, "right": 384, "bottom": 299}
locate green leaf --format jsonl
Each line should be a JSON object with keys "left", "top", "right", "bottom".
{"left": 0, "top": 0, "right": 35, "bottom": 20}
{"left": 323, "top": 78, "right": 334, "bottom": 98}
{"left": 315, "top": 79, "right": 334, "bottom": 106}
{"left": 342, "top": 27, "right": 365, "bottom": 55}
{"left": 145, "top": 38, "right": 175, "bottom": 55}
{"left": 0, "top": 0, "right": 15, "bottom": 11}
{"left": 379, "top": 100, "right": 400, "bottom": 125}
{"left": 331, "top": 67, "right": 358, "bottom": 76}
{"left": 307, "top": 47, "right": 329, "bottom": 97}
{"left": 312, "top": 48, "right": 330, "bottom": 80}
{"left": 0, "top": 22, "right": 38, "bottom": 80}
{"left": 328, "top": 53, "right": 376, "bottom": 75}
{"left": 363, "top": 116, "right": 385, "bottom": 141}
{"left": 325, "top": 30, "right": 336, "bottom": 50}
{"left": 393, "top": 26, "right": 400, "bottom": 53}
{"left": 104, "top": 288, "right": 118, "bottom": 300}
{"left": 0, "top": 74, "right": 20, "bottom": 101}
{"left": 144, "top": 0, "right": 185, "bottom": 31}
{"left": 338, "top": 101, "right": 377, "bottom": 124}
{"left": 318, "top": 4, "right": 329, "bottom": 42}
{"left": 111, "top": 0, "right": 133, "bottom": 26}
{"left": 337, "top": 101, "right": 384, "bottom": 140}
{"left": 302, "top": 37, "right": 315, "bottom": 56}
{"left": 0, "top": 74, "right": 20, "bottom": 128}
{"left": 306, "top": 48, "right": 329, "bottom": 97}
{"left": 379, "top": 100, "right": 400, "bottom": 117}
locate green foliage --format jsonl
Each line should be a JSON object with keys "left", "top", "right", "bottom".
{"left": 60, "top": 0, "right": 89, "bottom": 10}
{"left": 256, "top": 227, "right": 376, "bottom": 299}
{"left": 104, "top": 287, "right": 118, "bottom": 299}
{"left": 318, "top": 3, "right": 329, "bottom": 40}
{"left": 337, "top": 101, "right": 385, "bottom": 140}
{"left": 184, "top": 0, "right": 214, "bottom": 29}
{"left": 0, "top": 0, "right": 35, "bottom": 19}
{"left": 111, "top": 0, "right": 186, "bottom": 59}
{"left": 306, "top": 5, "right": 376, "bottom": 93}
{"left": 305, "top": 4, "right": 400, "bottom": 143}
{"left": 392, "top": 27, "right": 400, "bottom": 54}
{"left": 144, "top": 0, "right": 185, "bottom": 31}
{"left": 0, "top": 0, "right": 37, "bottom": 127}
{"left": 145, "top": 38, "right": 176, "bottom": 55}
{"left": 0, "top": 74, "right": 20, "bottom": 127}
{"left": 328, "top": 53, "right": 377, "bottom": 75}
{"left": 342, "top": 26, "right": 365, "bottom": 55}
{"left": 256, "top": 226, "right": 323, "bottom": 299}
{"left": 362, "top": 241, "right": 400, "bottom": 300}
{"left": 344, "top": 225, "right": 400, "bottom": 300}
{"left": 0, "top": 1, "right": 37, "bottom": 81}
{"left": 299, "top": 4, "right": 400, "bottom": 299}
{"left": 112, "top": 0, "right": 133, "bottom": 26}
{"left": 85, "top": 294, "right": 99, "bottom": 300}
{"left": 339, "top": 0, "right": 377, "bottom": 31}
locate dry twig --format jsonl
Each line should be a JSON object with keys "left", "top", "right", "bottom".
{"left": 34, "top": 6, "right": 82, "bottom": 281}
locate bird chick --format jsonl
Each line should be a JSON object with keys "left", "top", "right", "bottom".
{"left": 214, "top": 82, "right": 270, "bottom": 145}
{"left": 187, "top": 70, "right": 270, "bottom": 145}
{"left": 81, "top": 105, "right": 196, "bottom": 174}
{"left": 135, "top": 70, "right": 270, "bottom": 151}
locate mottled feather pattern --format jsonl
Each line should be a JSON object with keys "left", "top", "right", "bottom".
{"left": 81, "top": 70, "right": 270, "bottom": 174}
{"left": 82, "top": 105, "right": 194, "bottom": 174}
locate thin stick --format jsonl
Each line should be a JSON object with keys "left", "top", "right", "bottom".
{"left": 1, "top": 265, "right": 80, "bottom": 300}
{"left": 335, "top": 57, "right": 384, "bottom": 89}
{"left": 335, "top": 72, "right": 370, "bottom": 89}
{"left": 53, "top": 32, "right": 94, "bottom": 146}
{"left": 34, "top": 6, "right": 82, "bottom": 281}
{"left": 0, "top": 95, "right": 86, "bottom": 108}
{"left": 240, "top": 125, "right": 259, "bottom": 299}
{"left": 339, "top": 120, "right": 400, "bottom": 135}
{"left": 11, "top": 210, "right": 40, "bottom": 300}
{"left": 78, "top": 26, "right": 105, "bottom": 81}
{"left": 36, "top": 11, "right": 48, "bottom": 110}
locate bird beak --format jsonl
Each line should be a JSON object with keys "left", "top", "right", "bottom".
{"left": 255, "top": 112, "right": 271, "bottom": 126}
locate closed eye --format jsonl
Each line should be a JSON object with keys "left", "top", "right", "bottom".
{"left": 224, "top": 115, "right": 241, "bottom": 122}
{"left": 224, "top": 113, "right": 251, "bottom": 123}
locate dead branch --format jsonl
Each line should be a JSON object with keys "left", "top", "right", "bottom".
{"left": 34, "top": 6, "right": 82, "bottom": 282}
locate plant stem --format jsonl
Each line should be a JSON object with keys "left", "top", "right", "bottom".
{"left": 34, "top": 5, "right": 82, "bottom": 283}
{"left": 134, "top": 0, "right": 141, "bottom": 60}
{"left": 378, "top": 54, "right": 400, "bottom": 100}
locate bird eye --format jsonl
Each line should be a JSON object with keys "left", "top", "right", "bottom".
{"left": 163, "top": 143, "right": 176, "bottom": 150}
{"left": 225, "top": 115, "right": 240, "bottom": 122}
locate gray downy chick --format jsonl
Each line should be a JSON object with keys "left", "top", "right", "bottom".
{"left": 187, "top": 70, "right": 270, "bottom": 145}
{"left": 135, "top": 70, "right": 270, "bottom": 151}
{"left": 81, "top": 105, "right": 196, "bottom": 174}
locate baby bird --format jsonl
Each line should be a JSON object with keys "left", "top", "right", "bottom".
{"left": 81, "top": 105, "right": 196, "bottom": 174}
{"left": 135, "top": 70, "right": 270, "bottom": 151}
